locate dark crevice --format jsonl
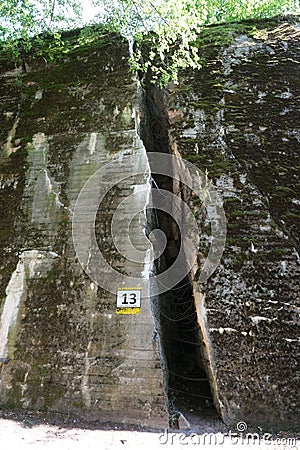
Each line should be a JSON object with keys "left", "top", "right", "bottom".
{"left": 139, "top": 77, "right": 221, "bottom": 429}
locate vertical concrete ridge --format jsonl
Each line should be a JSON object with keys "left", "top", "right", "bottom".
{"left": 193, "top": 283, "right": 222, "bottom": 418}
{"left": 0, "top": 250, "right": 59, "bottom": 360}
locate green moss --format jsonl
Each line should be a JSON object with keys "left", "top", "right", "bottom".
{"left": 189, "top": 100, "right": 224, "bottom": 111}
{"left": 193, "top": 197, "right": 201, "bottom": 206}
{"left": 231, "top": 254, "right": 247, "bottom": 266}
{"left": 195, "top": 16, "right": 281, "bottom": 51}
{"left": 73, "top": 400, "right": 84, "bottom": 408}
{"left": 223, "top": 197, "right": 240, "bottom": 204}
{"left": 282, "top": 212, "right": 299, "bottom": 221}
{"left": 271, "top": 248, "right": 289, "bottom": 256}
{"left": 227, "top": 209, "right": 258, "bottom": 218}
{"left": 274, "top": 186, "right": 296, "bottom": 194}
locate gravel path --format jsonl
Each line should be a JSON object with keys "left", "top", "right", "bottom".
{"left": 0, "top": 418, "right": 299, "bottom": 449}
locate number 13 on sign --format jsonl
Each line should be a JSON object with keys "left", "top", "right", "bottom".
{"left": 116, "top": 288, "right": 141, "bottom": 314}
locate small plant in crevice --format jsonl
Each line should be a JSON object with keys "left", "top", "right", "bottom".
{"left": 169, "top": 411, "right": 180, "bottom": 429}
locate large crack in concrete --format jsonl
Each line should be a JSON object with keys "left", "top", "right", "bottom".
{"left": 137, "top": 77, "right": 226, "bottom": 432}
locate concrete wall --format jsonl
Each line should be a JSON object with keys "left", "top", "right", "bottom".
{"left": 0, "top": 17, "right": 299, "bottom": 432}
{"left": 162, "top": 18, "right": 300, "bottom": 431}
{"left": 0, "top": 33, "right": 167, "bottom": 428}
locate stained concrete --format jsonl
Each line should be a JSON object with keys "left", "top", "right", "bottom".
{"left": 0, "top": 17, "right": 299, "bottom": 432}
{"left": 0, "top": 32, "right": 167, "bottom": 428}
{"left": 155, "top": 18, "right": 300, "bottom": 431}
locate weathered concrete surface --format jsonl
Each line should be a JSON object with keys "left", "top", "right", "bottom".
{"left": 0, "top": 33, "right": 166, "bottom": 428}
{"left": 0, "top": 17, "right": 299, "bottom": 432}
{"left": 161, "top": 18, "right": 300, "bottom": 431}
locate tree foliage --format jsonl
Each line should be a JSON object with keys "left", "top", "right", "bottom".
{"left": 97, "top": 0, "right": 299, "bottom": 83}
{"left": 0, "top": 0, "right": 299, "bottom": 82}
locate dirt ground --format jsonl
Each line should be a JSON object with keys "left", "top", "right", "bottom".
{"left": 0, "top": 416, "right": 299, "bottom": 449}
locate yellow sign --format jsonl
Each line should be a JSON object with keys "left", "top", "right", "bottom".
{"left": 116, "top": 307, "right": 140, "bottom": 315}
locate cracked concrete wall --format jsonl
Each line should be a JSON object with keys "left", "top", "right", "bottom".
{"left": 0, "top": 17, "right": 299, "bottom": 432}
{"left": 164, "top": 18, "right": 299, "bottom": 431}
{"left": 0, "top": 33, "right": 166, "bottom": 427}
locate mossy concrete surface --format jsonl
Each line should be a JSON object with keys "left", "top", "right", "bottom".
{"left": 0, "top": 32, "right": 166, "bottom": 428}
{"left": 0, "top": 17, "right": 299, "bottom": 432}
{"left": 165, "top": 17, "right": 300, "bottom": 431}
